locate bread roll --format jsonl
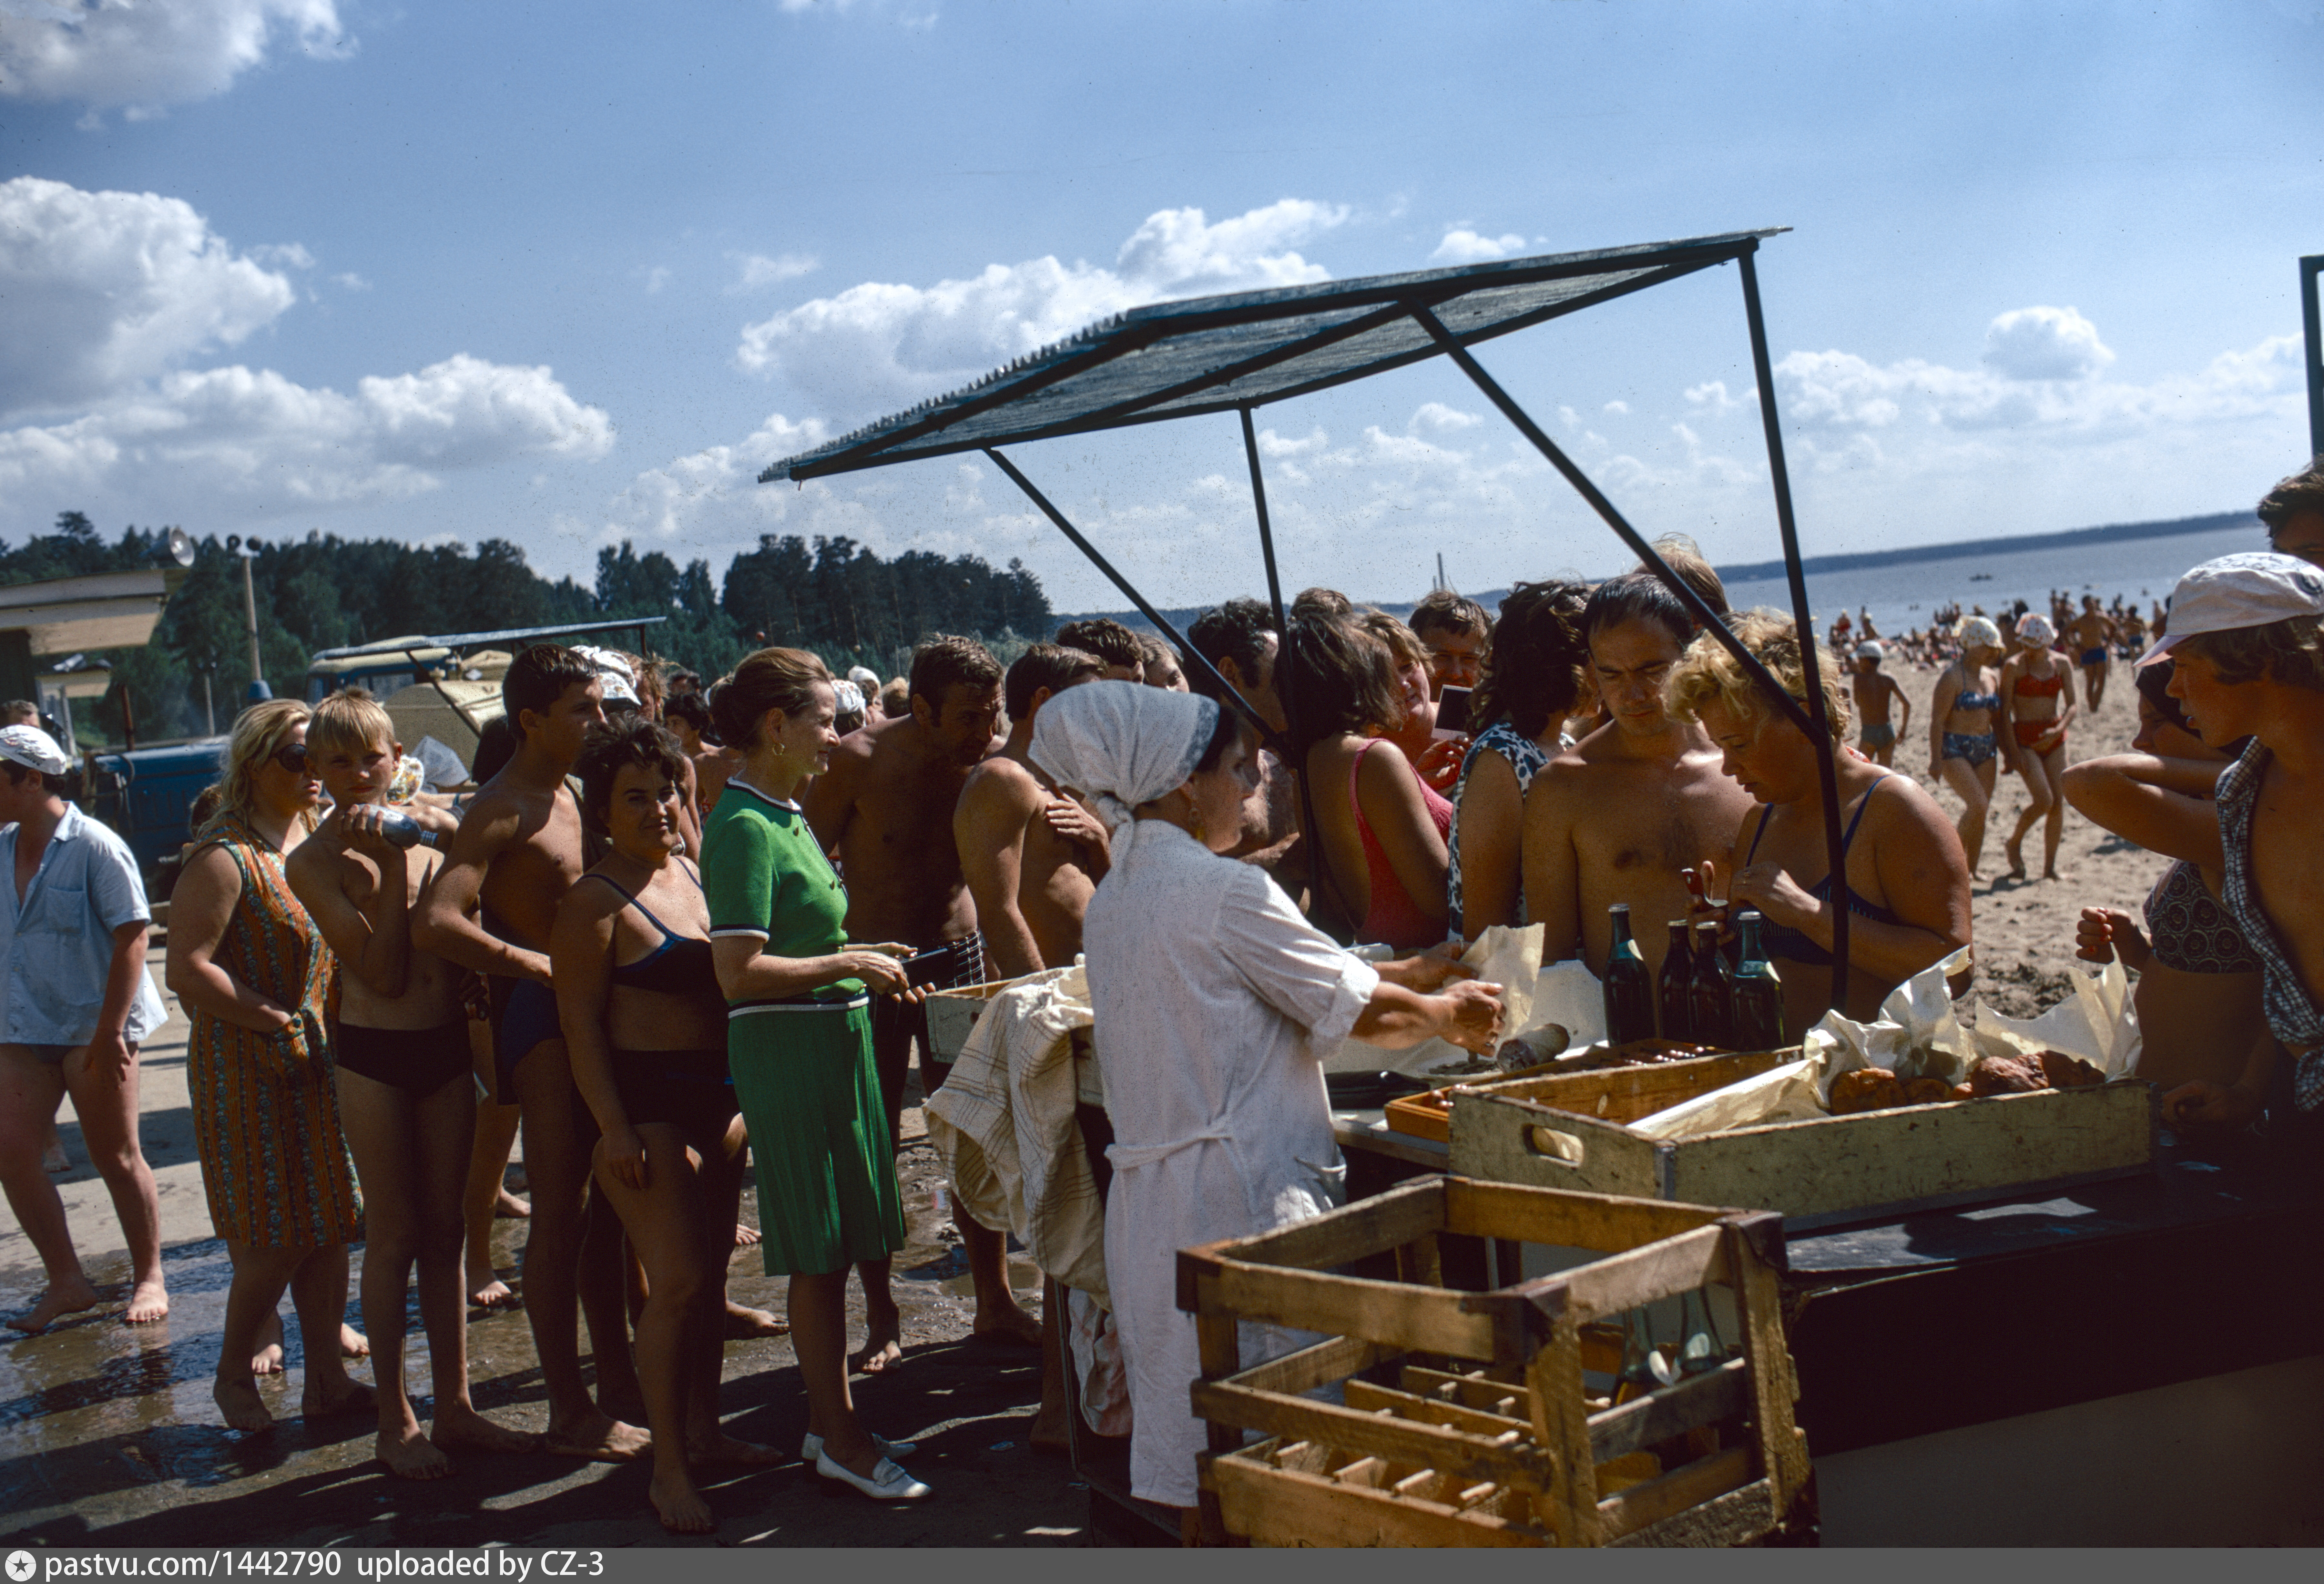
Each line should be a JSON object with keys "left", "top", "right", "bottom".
{"left": 1900, "top": 1077, "right": 1953, "bottom": 1106}
{"left": 1968, "top": 1053, "right": 2049, "bottom": 1096}
{"left": 1830, "top": 1067, "right": 1902, "bottom": 1114}
{"left": 2037, "top": 1049, "right": 2102, "bottom": 1089}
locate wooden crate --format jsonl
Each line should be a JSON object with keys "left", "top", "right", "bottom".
{"left": 1451, "top": 1063, "right": 2158, "bottom": 1221}
{"left": 1181, "top": 1175, "right": 1809, "bottom": 1548}
{"left": 1385, "top": 1047, "right": 1793, "bottom": 1145}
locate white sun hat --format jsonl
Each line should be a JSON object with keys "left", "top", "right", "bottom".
{"left": 2136, "top": 552, "right": 2324, "bottom": 666}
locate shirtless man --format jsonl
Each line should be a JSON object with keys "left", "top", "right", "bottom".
{"left": 1186, "top": 598, "right": 1302, "bottom": 892}
{"left": 2066, "top": 596, "right": 2119, "bottom": 713}
{"left": 1408, "top": 590, "right": 1490, "bottom": 698}
{"left": 2261, "top": 457, "right": 2324, "bottom": 568}
{"left": 414, "top": 644, "right": 647, "bottom": 1461}
{"left": 663, "top": 693, "right": 736, "bottom": 817}
{"left": 288, "top": 690, "right": 540, "bottom": 1478}
{"left": 1850, "top": 643, "right": 1910, "bottom": 767}
{"left": 803, "top": 634, "right": 1034, "bottom": 1369}
{"left": 952, "top": 642, "right": 1108, "bottom": 1450}
{"left": 1524, "top": 573, "right": 1758, "bottom": 984}
{"left": 1055, "top": 619, "right": 1145, "bottom": 683}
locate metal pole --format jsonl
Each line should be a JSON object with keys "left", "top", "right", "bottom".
{"left": 1737, "top": 246, "right": 1849, "bottom": 991}
{"left": 2302, "top": 254, "right": 2323, "bottom": 462}
{"left": 982, "top": 446, "right": 1272, "bottom": 743}
{"left": 240, "top": 552, "right": 264, "bottom": 687}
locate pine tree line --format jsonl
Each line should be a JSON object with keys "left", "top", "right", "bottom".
{"left": 12, "top": 514, "right": 1051, "bottom": 744}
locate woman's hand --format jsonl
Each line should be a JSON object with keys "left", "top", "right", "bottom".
{"left": 1414, "top": 735, "right": 1469, "bottom": 793}
{"left": 1377, "top": 940, "right": 1476, "bottom": 994}
{"left": 2076, "top": 906, "right": 2149, "bottom": 970}
{"left": 1436, "top": 979, "right": 1505, "bottom": 1055}
{"left": 600, "top": 1122, "right": 650, "bottom": 1192}
{"left": 2163, "top": 1078, "right": 2263, "bottom": 1133}
{"left": 847, "top": 945, "right": 924, "bottom": 1001}
{"left": 1042, "top": 795, "right": 1108, "bottom": 850}
{"left": 1727, "top": 860, "right": 1819, "bottom": 929}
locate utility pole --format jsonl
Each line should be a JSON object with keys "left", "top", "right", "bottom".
{"left": 2303, "top": 253, "right": 2322, "bottom": 461}
{"left": 227, "top": 535, "right": 270, "bottom": 702}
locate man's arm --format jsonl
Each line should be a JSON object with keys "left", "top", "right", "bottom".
{"left": 84, "top": 922, "right": 150, "bottom": 1077}
{"left": 412, "top": 793, "right": 549, "bottom": 982}
{"left": 955, "top": 767, "right": 1044, "bottom": 980}
{"left": 1889, "top": 676, "right": 1911, "bottom": 734}
{"left": 288, "top": 826, "right": 412, "bottom": 1000}
{"left": 2060, "top": 754, "right": 2226, "bottom": 869}
{"left": 1522, "top": 760, "right": 1585, "bottom": 966}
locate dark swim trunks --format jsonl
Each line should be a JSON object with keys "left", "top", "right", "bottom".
{"left": 489, "top": 977, "right": 561, "bottom": 1103}
{"left": 337, "top": 1019, "right": 472, "bottom": 1098}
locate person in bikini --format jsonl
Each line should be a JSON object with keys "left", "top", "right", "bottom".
{"left": 415, "top": 645, "right": 648, "bottom": 1461}
{"left": 1998, "top": 613, "right": 2077, "bottom": 881}
{"left": 1928, "top": 615, "right": 2006, "bottom": 876}
{"left": 286, "top": 690, "right": 540, "bottom": 1477}
{"left": 2066, "top": 596, "right": 2119, "bottom": 712}
{"left": 1849, "top": 642, "right": 1909, "bottom": 767}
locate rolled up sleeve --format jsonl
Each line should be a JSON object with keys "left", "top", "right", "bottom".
{"left": 1220, "top": 868, "right": 1380, "bottom": 1049}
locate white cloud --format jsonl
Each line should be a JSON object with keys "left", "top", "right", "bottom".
{"left": 1981, "top": 305, "right": 2113, "bottom": 382}
{"left": 597, "top": 411, "right": 831, "bottom": 543}
{"left": 728, "top": 250, "right": 818, "bottom": 293}
{"left": 641, "top": 265, "right": 671, "bottom": 295}
{"left": 1411, "top": 402, "right": 1482, "bottom": 432}
{"left": 0, "top": 0, "right": 351, "bottom": 115}
{"left": 330, "top": 271, "right": 369, "bottom": 291}
{"left": 735, "top": 198, "right": 1350, "bottom": 418}
{"left": 1603, "top": 400, "right": 1630, "bottom": 416}
{"left": 0, "top": 176, "right": 299, "bottom": 417}
{"left": 1430, "top": 228, "right": 1526, "bottom": 265}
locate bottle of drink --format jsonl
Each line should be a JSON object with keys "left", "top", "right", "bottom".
{"left": 378, "top": 809, "right": 440, "bottom": 851}
{"left": 1729, "top": 910, "right": 1787, "bottom": 1050}
{"left": 1690, "top": 919, "right": 1733, "bottom": 1050}
{"left": 1602, "top": 904, "right": 1656, "bottom": 1046}
{"left": 1657, "top": 920, "right": 1697, "bottom": 1045}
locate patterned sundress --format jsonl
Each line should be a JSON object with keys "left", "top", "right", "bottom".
{"left": 185, "top": 812, "right": 361, "bottom": 1248}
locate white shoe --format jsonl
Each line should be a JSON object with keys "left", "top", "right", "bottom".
{"left": 802, "top": 1429, "right": 916, "bottom": 1462}
{"left": 816, "top": 1450, "right": 931, "bottom": 1501}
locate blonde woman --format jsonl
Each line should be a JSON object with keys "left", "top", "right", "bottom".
{"left": 1670, "top": 611, "right": 1973, "bottom": 1033}
{"left": 167, "top": 700, "right": 367, "bottom": 1433}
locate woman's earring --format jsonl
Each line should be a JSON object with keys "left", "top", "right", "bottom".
{"left": 1186, "top": 790, "right": 1207, "bottom": 843}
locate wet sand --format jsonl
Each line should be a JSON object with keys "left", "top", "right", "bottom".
{"left": 1, "top": 1002, "right": 1088, "bottom": 1549}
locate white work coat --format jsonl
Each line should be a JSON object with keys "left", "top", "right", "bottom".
{"left": 1082, "top": 820, "right": 1379, "bottom": 1507}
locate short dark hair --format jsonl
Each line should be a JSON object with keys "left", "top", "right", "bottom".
{"left": 1279, "top": 613, "right": 1404, "bottom": 755}
{"left": 1584, "top": 570, "right": 1697, "bottom": 650}
{"left": 1005, "top": 644, "right": 1102, "bottom": 720}
{"left": 1472, "top": 579, "right": 1591, "bottom": 740}
{"left": 1292, "top": 587, "right": 1353, "bottom": 618}
{"left": 0, "top": 700, "right": 36, "bottom": 724}
{"left": 2258, "top": 457, "right": 2324, "bottom": 536}
{"left": 1186, "top": 598, "right": 1277, "bottom": 701}
{"left": 1409, "top": 589, "right": 1491, "bottom": 641}
{"left": 574, "top": 717, "right": 691, "bottom": 834}
{"left": 0, "top": 760, "right": 69, "bottom": 797}
{"left": 503, "top": 644, "right": 598, "bottom": 731}
{"left": 1053, "top": 619, "right": 1144, "bottom": 672}
{"left": 1637, "top": 534, "right": 1728, "bottom": 620}
{"left": 663, "top": 691, "right": 713, "bottom": 735}
{"left": 1194, "top": 696, "right": 1247, "bottom": 773}
{"left": 2135, "top": 655, "right": 2195, "bottom": 734}
{"left": 2175, "top": 614, "right": 2324, "bottom": 693}
{"left": 908, "top": 634, "right": 1002, "bottom": 711}
{"left": 473, "top": 713, "right": 518, "bottom": 783}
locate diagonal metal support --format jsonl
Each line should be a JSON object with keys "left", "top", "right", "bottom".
{"left": 1409, "top": 298, "right": 1851, "bottom": 987}
{"left": 983, "top": 446, "right": 1274, "bottom": 745}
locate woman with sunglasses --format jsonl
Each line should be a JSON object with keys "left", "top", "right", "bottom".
{"left": 167, "top": 700, "right": 368, "bottom": 1434}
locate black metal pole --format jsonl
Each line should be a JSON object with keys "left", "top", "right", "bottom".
{"left": 1736, "top": 246, "right": 1848, "bottom": 992}
{"left": 1239, "top": 407, "right": 1289, "bottom": 628}
{"left": 2303, "top": 254, "right": 2323, "bottom": 463}
{"left": 982, "top": 446, "right": 1271, "bottom": 743}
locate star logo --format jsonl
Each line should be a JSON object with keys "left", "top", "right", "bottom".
{"left": 6, "top": 1550, "right": 36, "bottom": 1583}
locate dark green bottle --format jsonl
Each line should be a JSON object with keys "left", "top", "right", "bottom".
{"left": 1602, "top": 904, "right": 1656, "bottom": 1046}
{"left": 1690, "top": 919, "right": 1733, "bottom": 1049}
{"left": 1658, "top": 920, "right": 1697, "bottom": 1044}
{"left": 1729, "top": 909, "right": 1787, "bottom": 1051}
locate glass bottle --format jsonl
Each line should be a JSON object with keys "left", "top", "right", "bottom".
{"left": 1602, "top": 904, "right": 1656, "bottom": 1046}
{"left": 1690, "top": 919, "right": 1733, "bottom": 1050}
{"left": 1657, "top": 920, "right": 1697, "bottom": 1045}
{"left": 1729, "top": 909, "right": 1787, "bottom": 1051}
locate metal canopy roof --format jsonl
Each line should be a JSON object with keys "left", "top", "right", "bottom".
{"left": 762, "top": 229, "right": 1784, "bottom": 483}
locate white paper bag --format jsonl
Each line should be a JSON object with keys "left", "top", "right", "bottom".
{"left": 1802, "top": 945, "right": 1977, "bottom": 1100}
{"left": 1633, "top": 1056, "right": 1828, "bottom": 1140}
{"left": 1969, "top": 959, "right": 2140, "bottom": 1078}
{"left": 1323, "top": 924, "right": 1547, "bottom": 1077}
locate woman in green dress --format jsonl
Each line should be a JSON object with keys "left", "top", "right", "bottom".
{"left": 701, "top": 648, "right": 931, "bottom": 1503}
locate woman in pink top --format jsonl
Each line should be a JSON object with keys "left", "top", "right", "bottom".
{"left": 1282, "top": 611, "right": 1452, "bottom": 949}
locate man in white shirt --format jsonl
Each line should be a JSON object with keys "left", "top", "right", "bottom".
{"left": 0, "top": 725, "right": 171, "bottom": 1331}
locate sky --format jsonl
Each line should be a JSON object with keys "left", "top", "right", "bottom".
{"left": 2, "top": 0, "right": 2320, "bottom": 614}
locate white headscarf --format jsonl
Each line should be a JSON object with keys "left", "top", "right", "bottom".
{"left": 1029, "top": 681, "right": 1219, "bottom": 857}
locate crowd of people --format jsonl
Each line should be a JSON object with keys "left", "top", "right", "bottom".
{"left": 5, "top": 456, "right": 2323, "bottom": 1538}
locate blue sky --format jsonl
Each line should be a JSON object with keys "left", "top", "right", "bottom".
{"left": 3, "top": 0, "right": 2319, "bottom": 612}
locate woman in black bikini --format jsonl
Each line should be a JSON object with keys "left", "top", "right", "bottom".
{"left": 1998, "top": 613, "right": 2077, "bottom": 881}
{"left": 1670, "top": 611, "right": 1974, "bottom": 1034}
{"left": 1929, "top": 615, "right": 2006, "bottom": 875}
{"left": 554, "top": 718, "right": 780, "bottom": 1532}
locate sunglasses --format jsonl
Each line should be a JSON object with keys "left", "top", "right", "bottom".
{"left": 270, "top": 742, "right": 311, "bottom": 775}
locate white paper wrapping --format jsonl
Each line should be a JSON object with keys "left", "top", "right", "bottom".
{"left": 1323, "top": 924, "right": 1551, "bottom": 1077}
{"left": 1968, "top": 959, "right": 2141, "bottom": 1078}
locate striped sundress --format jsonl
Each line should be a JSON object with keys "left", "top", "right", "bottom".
{"left": 185, "top": 812, "right": 361, "bottom": 1249}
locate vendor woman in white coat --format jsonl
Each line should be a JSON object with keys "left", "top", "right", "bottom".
{"left": 1031, "top": 682, "right": 1504, "bottom": 1533}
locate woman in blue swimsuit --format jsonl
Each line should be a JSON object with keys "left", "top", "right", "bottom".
{"left": 1670, "top": 611, "right": 1974, "bottom": 1032}
{"left": 1929, "top": 615, "right": 2007, "bottom": 875}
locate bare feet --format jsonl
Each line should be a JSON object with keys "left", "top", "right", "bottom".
{"left": 431, "top": 1403, "right": 544, "bottom": 1456}
{"left": 972, "top": 1303, "right": 1042, "bottom": 1349}
{"left": 124, "top": 1277, "right": 169, "bottom": 1325}
{"left": 2003, "top": 836, "right": 2027, "bottom": 880}
{"left": 494, "top": 1188, "right": 531, "bottom": 1220}
{"left": 722, "top": 1301, "right": 789, "bottom": 1340}
{"left": 732, "top": 1222, "right": 761, "bottom": 1248}
{"left": 303, "top": 1376, "right": 376, "bottom": 1419}
{"left": 253, "top": 1310, "right": 286, "bottom": 1375}
{"left": 468, "top": 1266, "right": 516, "bottom": 1309}
{"left": 379, "top": 1423, "right": 454, "bottom": 1480}
{"left": 6, "top": 1272, "right": 101, "bottom": 1333}
{"left": 649, "top": 1468, "right": 715, "bottom": 1535}
{"left": 850, "top": 1302, "right": 905, "bottom": 1375}
{"left": 686, "top": 1432, "right": 785, "bottom": 1468}
{"left": 340, "top": 1323, "right": 370, "bottom": 1358}
{"left": 214, "top": 1375, "right": 275, "bottom": 1432}
{"left": 544, "top": 1410, "right": 651, "bottom": 1463}
{"left": 41, "top": 1139, "right": 68, "bottom": 1173}
{"left": 1030, "top": 1403, "right": 1074, "bottom": 1456}
{"left": 596, "top": 1383, "right": 649, "bottom": 1428}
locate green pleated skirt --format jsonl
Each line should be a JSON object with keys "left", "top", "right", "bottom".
{"left": 728, "top": 996, "right": 906, "bottom": 1277}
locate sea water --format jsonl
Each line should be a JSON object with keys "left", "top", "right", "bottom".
{"left": 1715, "top": 520, "right": 2270, "bottom": 644}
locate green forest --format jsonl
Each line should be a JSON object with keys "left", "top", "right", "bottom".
{"left": 14, "top": 512, "right": 1053, "bottom": 745}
